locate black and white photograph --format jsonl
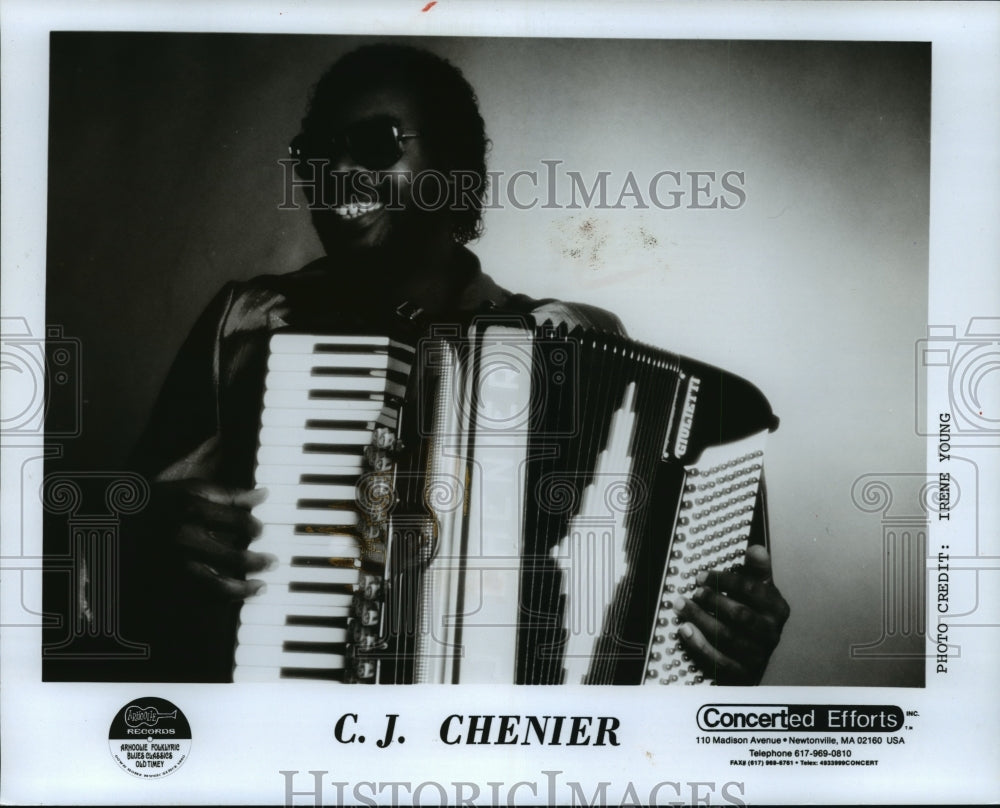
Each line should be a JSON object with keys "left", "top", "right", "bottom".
{"left": 37, "top": 31, "right": 927, "bottom": 688}
{"left": 2, "top": 2, "right": 998, "bottom": 805}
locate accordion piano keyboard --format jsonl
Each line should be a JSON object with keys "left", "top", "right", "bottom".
{"left": 232, "top": 333, "right": 413, "bottom": 683}
{"left": 643, "top": 432, "right": 768, "bottom": 685}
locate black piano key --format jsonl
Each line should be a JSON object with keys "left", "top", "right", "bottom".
{"left": 304, "top": 419, "right": 372, "bottom": 430}
{"left": 308, "top": 390, "right": 388, "bottom": 401}
{"left": 295, "top": 498, "right": 357, "bottom": 509}
{"left": 302, "top": 443, "right": 366, "bottom": 454}
{"left": 282, "top": 641, "right": 349, "bottom": 655}
{"left": 289, "top": 556, "right": 361, "bottom": 569}
{"left": 279, "top": 667, "right": 346, "bottom": 681}
{"left": 294, "top": 524, "right": 359, "bottom": 535}
{"left": 299, "top": 473, "right": 361, "bottom": 485}
{"left": 285, "top": 615, "right": 350, "bottom": 629}
{"left": 288, "top": 582, "right": 356, "bottom": 595}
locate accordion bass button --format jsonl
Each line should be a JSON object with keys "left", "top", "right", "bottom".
{"left": 360, "top": 575, "right": 382, "bottom": 599}
{"left": 351, "top": 623, "right": 377, "bottom": 650}
{"left": 353, "top": 599, "right": 380, "bottom": 625}
{"left": 366, "top": 454, "right": 393, "bottom": 472}
{"left": 354, "top": 659, "right": 376, "bottom": 680}
{"left": 372, "top": 427, "right": 396, "bottom": 449}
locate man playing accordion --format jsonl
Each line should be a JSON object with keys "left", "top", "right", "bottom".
{"left": 130, "top": 44, "right": 789, "bottom": 685}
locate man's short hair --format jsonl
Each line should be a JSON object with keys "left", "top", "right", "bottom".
{"left": 300, "top": 43, "right": 489, "bottom": 245}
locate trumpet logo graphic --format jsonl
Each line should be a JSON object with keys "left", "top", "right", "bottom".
{"left": 124, "top": 706, "right": 179, "bottom": 728}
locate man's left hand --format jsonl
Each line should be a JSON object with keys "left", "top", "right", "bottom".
{"left": 674, "top": 544, "right": 790, "bottom": 685}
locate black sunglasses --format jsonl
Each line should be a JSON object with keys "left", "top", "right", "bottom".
{"left": 289, "top": 116, "right": 420, "bottom": 173}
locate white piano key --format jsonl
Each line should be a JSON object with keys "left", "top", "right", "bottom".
{"left": 243, "top": 585, "right": 356, "bottom": 608}
{"left": 249, "top": 563, "right": 362, "bottom": 586}
{"left": 256, "top": 483, "right": 358, "bottom": 505}
{"left": 248, "top": 551, "right": 364, "bottom": 571}
{"left": 233, "top": 666, "right": 288, "bottom": 683}
{"left": 235, "top": 624, "right": 349, "bottom": 646}
{"left": 253, "top": 504, "right": 360, "bottom": 527}
{"left": 253, "top": 465, "right": 361, "bottom": 486}
{"left": 260, "top": 406, "right": 397, "bottom": 429}
{"left": 258, "top": 426, "right": 374, "bottom": 448}
{"left": 263, "top": 389, "right": 386, "bottom": 410}
{"left": 251, "top": 523, "right": 360, "bottom": 544}
{"left": 249, "top": 533, "right": 361, "bottom": 556}
{"left": 267, "top": 353, "right": 388, "bottom": 372}
{"left": 235, "top": 645, "right": 346, "bottom": 669}
{"left": 264, "top": 371, "right": 406, "bottom": 399}
{"left": 267, "top": 352, "right": 412, "bottom": 374}
{"left": 240, "top": 602, "right": 352, "bottom": 625}
{"left": 255, "top": 445, "right": 364, "bottom": 472}
{"left": 269, "top": 333, "right": 413, "bottom": 353}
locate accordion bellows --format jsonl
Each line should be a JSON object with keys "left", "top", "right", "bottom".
{"left": 233, "top": 316, "right": 778, "bottom": 684}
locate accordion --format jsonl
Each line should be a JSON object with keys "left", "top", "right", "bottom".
{"left": 232, "top": 316, "right": 778, "bottom": 684}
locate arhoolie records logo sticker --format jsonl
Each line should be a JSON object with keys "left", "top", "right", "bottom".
{"left": 109, "top": 697, "right": 191, "bottom": 778}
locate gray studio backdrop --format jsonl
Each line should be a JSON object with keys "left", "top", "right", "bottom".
{"left": 45, "top": 33, "right": 929, "bottom": 686}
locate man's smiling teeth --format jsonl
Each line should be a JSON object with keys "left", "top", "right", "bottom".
{"left": 334, "top": 200, "right": 383, "bottom": 219}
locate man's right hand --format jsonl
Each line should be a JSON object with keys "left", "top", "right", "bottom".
{"left": 149, "top": 480, "right": 273, "bottom": 600}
